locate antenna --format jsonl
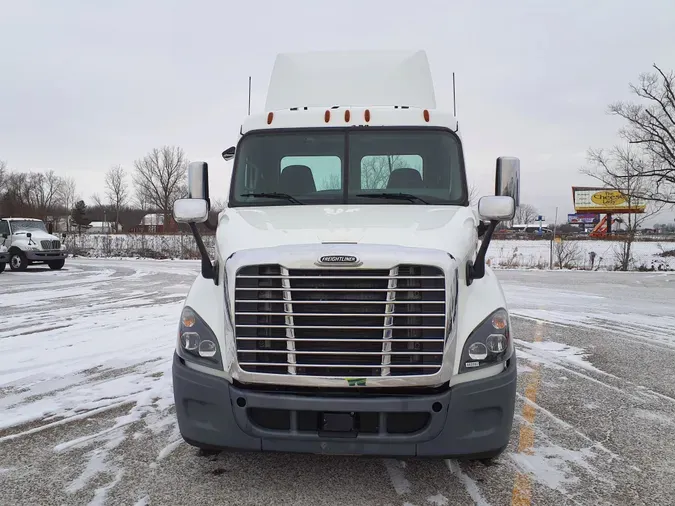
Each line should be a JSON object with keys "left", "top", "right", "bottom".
{"left": 247, "top": 76, "right": 252, "bottom": 116}
{"left": 452, "top": 72, "right": 457, "bottom": 117}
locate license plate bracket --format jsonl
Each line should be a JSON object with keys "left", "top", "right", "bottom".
{"left": 319, "top": 412, "right": 356, "bottom": 437}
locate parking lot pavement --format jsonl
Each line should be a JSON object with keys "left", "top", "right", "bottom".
{"left": 1, "top": 260, "right": 673, "bottom": 505}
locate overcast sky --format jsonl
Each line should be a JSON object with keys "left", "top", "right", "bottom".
{"left": 1, "top": 0, "right": 674, "bottom": 225}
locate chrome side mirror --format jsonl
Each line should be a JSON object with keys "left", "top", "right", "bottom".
{"left": 478, "top": 196, "right": 515, "bottom": 221}
{"left": 174, "top": 199, "right": 209, "bottom": 224}
{"left": 188, "top": 161, "right": 210, "bottom": 201}
{"left": 495, "top": 157, "right": 520, "bottom": 207}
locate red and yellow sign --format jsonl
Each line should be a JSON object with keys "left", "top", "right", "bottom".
{"left": 572, "top": 187, "right": 647, "bottom": 213}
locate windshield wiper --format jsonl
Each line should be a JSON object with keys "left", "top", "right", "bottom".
{"left": 355, "top": 192, "right": 429, "bottom": 204}
{"left": 240, "top": 192, "right": 305, "bottom": 204}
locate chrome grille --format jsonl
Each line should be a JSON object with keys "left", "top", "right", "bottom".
{"left": 234, "top": 264, "right": 447, "bottom": 377}
{"left": 40, "top": 240, "right": 60, "bottom": 250}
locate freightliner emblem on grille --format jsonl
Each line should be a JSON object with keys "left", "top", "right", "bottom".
{"left": 318, "top": 255, "right": 359, "bottom": 264}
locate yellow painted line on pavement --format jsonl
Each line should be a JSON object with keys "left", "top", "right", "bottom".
{"left": 511, "top": 322, "right": 544, "bottom": 506}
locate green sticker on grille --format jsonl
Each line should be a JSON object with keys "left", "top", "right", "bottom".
{"left": 346, "top": 378, "right": 366, "bottom": 387}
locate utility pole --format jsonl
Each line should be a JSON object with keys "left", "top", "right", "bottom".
{"left": 549, "top": 206, "right": 559, "bottom": 269}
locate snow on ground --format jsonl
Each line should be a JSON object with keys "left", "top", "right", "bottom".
{"left": 488, "top": 239, "right": 675, "bottom": 271}
{"left": 63, "top": 234, "right": 675, "bottom": 271}
{"left": 0, "top": 259, "right": 197, "bottom": 503}
{"left": 1, "top": 259, "right": 674, "bottom": 505}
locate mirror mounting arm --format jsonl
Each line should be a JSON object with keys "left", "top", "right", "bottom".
{"left": 188, "top": 222, "right": 218, "bottom": 285}
{"left": 476, "top": 220, "right": 489, "bottom": 238}
{"left": 466, "top": 220, "right": 498, "bottom": 286}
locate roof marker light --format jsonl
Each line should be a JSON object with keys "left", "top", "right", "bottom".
{"left": 423, "top": 109, "right": 430, "bottom": 122}
{"left": 267, "top": 112, "right": 274, "bottom": 125}
{"left": 324, "top": 110, "right": 331, "bottom": 123}
{"left": 364, "top": 109, "right": 371, "bottom": 122}
{"left": 344, "top": 110, "right": 351, "bottom": 122}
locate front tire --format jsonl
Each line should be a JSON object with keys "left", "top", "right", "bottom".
{"left": 9, "top": 251, "right": 28, "bottom": 272}
{"left": 48, "top": 260, "right": 65, "bottom": 270}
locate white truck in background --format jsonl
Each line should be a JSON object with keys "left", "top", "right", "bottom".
{"left": 171, "top": 50, "right": 520, "bottom": 461}
{"left": 0, "top": 217, "right": 67, "bottom": 272}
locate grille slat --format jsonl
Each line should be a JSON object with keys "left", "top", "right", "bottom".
{"left": 40, "top": 239, "right": 61, "bottom": 250}
{"left": 235, "top": 264, "right": 447, "bottom": 378}
{"left": 236, "top": 338, "right": 445, "bottom": 343}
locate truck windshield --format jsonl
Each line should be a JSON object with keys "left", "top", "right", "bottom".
{"left": 9, "top": 220, "right": 47, "bottom": 233}
{"left": 229, "top": 128, "right": 467, "bottom": 207}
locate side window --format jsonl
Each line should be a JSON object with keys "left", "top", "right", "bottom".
{"left": 280, "top": 156, "right": 342, "bottom": 192}
{"left": 0, "top": 220, "right": 9, "bottom": 236}
{"left": 360, "top": 154, "right": 423, "bottom": 190}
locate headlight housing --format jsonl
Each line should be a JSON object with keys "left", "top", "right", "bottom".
{"left": 459, "top": 308, "right": 512, "bottom": 373}
{"left": 178, "top": 306, "right": 222, "bottom": 369}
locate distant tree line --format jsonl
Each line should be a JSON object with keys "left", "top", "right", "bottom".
{"left": 0, "top": 145, "right": 222, "bottom": 234}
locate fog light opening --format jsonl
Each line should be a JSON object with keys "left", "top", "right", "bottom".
{"left": 468, "top": 342, "right": 488, "bottom": 361}
{"left": 198, "top": 339, "right": 217, "bottom": 358}
{"left": 432, "top": 402, "right": 443, "bottom": 413}
{"left": 181, "top": 332, "right": 200, "bottom": 351}
{"left": 487, "top": 334, "right": 507, "bottom": 353}
{"left": 236, "top": 397, "right": 247, "bottom": 408}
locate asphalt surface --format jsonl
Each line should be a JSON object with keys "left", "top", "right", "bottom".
{"left": 1, "top": 259, "right": 674, "bottom": 506}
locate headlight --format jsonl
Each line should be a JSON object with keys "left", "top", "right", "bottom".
{"left": 459, "top": 308, "right": 512, "bottom": 373}
{"left": 178, "top": 306, "right": 222, "bottom": 369}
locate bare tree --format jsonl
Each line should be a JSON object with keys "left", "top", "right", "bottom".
{"left": 91, "top": 193, "right": 104, "bottom": 207}
{"left": 133, "top": 146, "right": 188, "bottom": 228}
{"left": 105, "top": 165, "right": 128, "bottom": 233}
{"left": 554, "top": 238, "right": 582, "bottom": 269}
{"left": 320, "top": 173, "right": 342, "bottom": 191}
{"left": 361, "top": 155, "right": 411, "bottom": 189}
{"left": 609, "top": 64, "right": 675, "bottom": 205}
{"left": 582, "top": 145, "right": 663, "bottom": 270}
{"left": 210, "top": 198, "right": 227, "bottom": 212}
{"left": 0, "top": 160, "right": 7, "bottom": 212}
{"left": 513, "top": 203, "right": 539, "bottom": 225}
{"left": 30, "top": 170, "right": 63, "bottom": 220}
{"left": 467, "top": 183, "right": 480, "bottom": 206}
{"left": 0, "top": 159, "right": 6, "bottom": 188}
{"left": 57, "top": 177, "right": 77, "bottom": 231}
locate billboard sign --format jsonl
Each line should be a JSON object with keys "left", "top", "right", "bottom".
{"left": 572, "top": 187, "right": 647, "bottom": 213}
{"left": 568, "top": 213, "right": 600, "bottom": 224}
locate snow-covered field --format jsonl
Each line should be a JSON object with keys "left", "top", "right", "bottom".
{"left": 1, "top": 259, "right": 674, "bottom": 505}
{"left": 488, "top": 239, "right": 675, "bottom": 271}
{"left": 64, "top": 234, "right": 675, "bottom": 271}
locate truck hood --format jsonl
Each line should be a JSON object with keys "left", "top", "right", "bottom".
{"left": 217, "top": 205, "right": 479, "bottom": 260}
{"left": 12, "top": 229, "right": 60, "bottom": 242}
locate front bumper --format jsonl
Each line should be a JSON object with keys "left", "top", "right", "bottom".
{"left": 24, "top": 250, "right": 67, "bottom": 261}
{"left": 172, "top": 352, "right": 517, "bottom": 458}
{"left": 0, "top": 252, "right": 8, "bottom": 263}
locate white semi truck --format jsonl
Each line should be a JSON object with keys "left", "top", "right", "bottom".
{"left": 171, "top": 50, "right": 520, "bottom": 460}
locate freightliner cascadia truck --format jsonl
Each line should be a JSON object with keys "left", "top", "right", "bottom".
{"left": 171, "top": 50, "right": 520, "bottom": 461}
